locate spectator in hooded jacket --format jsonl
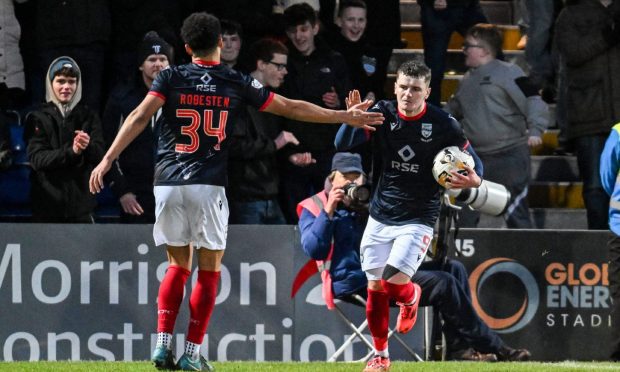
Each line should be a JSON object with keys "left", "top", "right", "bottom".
{"left": 26, "top": 56, "right": 105, "bottom": 222}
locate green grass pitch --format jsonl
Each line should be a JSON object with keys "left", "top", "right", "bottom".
{"left": 1, "top": 361, "right": 620, "bottom": 371}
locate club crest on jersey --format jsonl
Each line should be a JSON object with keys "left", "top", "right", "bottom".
{"left": 390, "top": 121, "right": 399, "bottom": 131}
{"left": 196, "top": 72, "right": 216, "bottom": 92}
{"left": 421, "top": 123, "right": 433, "bottom": 142}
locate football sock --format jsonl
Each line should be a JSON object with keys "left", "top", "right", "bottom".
{"left": 375, "top": 348, "right": 389, "bottom": 358}
{"left": 381, "top": 280, "right": 415, "bottom": 304}
{"left": 157, "top": 265, "right": 191, "bottom": 334}
{"left": 186, "top": 270, "right": 220, "bottom": 345}
{"left": 366, "top": 288, "right": 390, "bottom": 352}
{"left": 156, "top": 332, "right": 173, "bottom": 350}
{"left": 184, "top": 341, "right": 201, "bottom": 361}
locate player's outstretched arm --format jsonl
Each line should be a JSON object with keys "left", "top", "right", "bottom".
{"left": 89, "top": 94, "right": 163, "bottom": 194}
{"left": 264, "top": 91, "right": 383, "bottom": 131}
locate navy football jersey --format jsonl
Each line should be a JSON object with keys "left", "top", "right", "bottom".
{"left": 149, "top": 60, "right": 274, "bottom": 186}
{"left": 367, "top": 101, "right": 469, "bottom": 226}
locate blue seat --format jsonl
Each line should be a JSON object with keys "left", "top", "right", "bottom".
{"left": 0, "top": 111, "right": 31, "bottom": 220}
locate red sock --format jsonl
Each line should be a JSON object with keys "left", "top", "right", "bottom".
{"left": 157, "top": 265, "right": 191, "bottom": 333}
{"left": 186, "top": 270, "right": 220, "bottom": 344}
{"left": 381, "top": 280, "right": 414, "bottom": 304}
{"left": 366, "top": 288, "right": 389, "bottom": 352}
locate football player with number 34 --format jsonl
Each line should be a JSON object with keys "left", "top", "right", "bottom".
{"left": 89, "top": 12, "right": 383, "bottom": 372}
{"left": 335, "top": 59, "right": 483, "bottom": 372}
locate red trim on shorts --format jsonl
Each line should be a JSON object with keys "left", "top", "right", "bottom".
{"left": 259, "top": 92, "right": 275, "bottom": 112}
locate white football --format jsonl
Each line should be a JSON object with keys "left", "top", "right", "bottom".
{"left": 432, "top": 146, "right": 475, "bottom": 188}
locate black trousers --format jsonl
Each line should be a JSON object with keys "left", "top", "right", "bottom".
{"left": 343, "top": 259, "right": 505, "bottom": 354}
{"left": 414, "top": 259, "right": 505, "bottom": 354}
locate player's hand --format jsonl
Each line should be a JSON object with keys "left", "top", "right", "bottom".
{"left": 322, "top": 86, "right": 341, "bottom": 108}
{"left": 344, "top": 90, "right": 383, "bottom": 131}
{"left": 73, "top": 130, "right": 90, "bottom": 154}
{"left": 289, "top": 152, "right": 316, "bottom": 167}
{"left": 120, "top": 192, "right": 144, "bottom": 215}
{"left": 345, "top": 90, "right": 362, "bottom": 109}
{"left": 446, "top": 164, "right": 481, "bottom": 189}
{"left": 274, "top": 131, "right": 299, "bottom": 150}
{"left": 89, "top": 158, "right": 112, "bottom": 194}
{"left": 528, "top": 135, "right": 543, "bottom": 148}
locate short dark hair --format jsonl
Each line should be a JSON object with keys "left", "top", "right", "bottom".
{"left": 338, "top": 0, "right": 366, "bottom": 17}
{"left": 249, "top": 38, "right": 288, "bottom": 70}
{"left": 397, "top": 59, "right": 431, "bottom": 83}
{"left": 283, "top": 3, "right": 317, "bottom": 29}
{"left": 181, "top": 12, "right": 221, "bottom": 56}
{"left": 221, "top": 19, "right": 243, "bottom": 39}
{"left": 466, "top": 23, "right": 503, "bottom": 57}
{"left": 53, "top": 67, "right": 79, "bottom": 80}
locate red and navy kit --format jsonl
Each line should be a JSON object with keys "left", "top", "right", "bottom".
{"left": 149, "top": 60, "right": 274, "bottom": 186}
{"left": 335, "top": 101, "right": 481, "bottom": 227}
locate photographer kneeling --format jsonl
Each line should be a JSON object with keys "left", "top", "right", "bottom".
{"left": 297, "top": 152, "right": 530, "bottom": 362}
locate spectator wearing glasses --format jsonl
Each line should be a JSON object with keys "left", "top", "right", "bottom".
{"left": 227, "top": 38, "right": 299, "bottom": 225}
{"left": 445, "top": 23, "right": 548, "bottom": 228}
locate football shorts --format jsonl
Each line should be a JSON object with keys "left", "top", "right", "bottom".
{"left": 153, "top": 185, "right": 229, "bottom": 250}
{"left": 360, "top": 215, "right": 433, "bottom": 279}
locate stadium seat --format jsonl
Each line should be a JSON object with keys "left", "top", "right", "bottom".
{"left": 0, "top": 110, "right": 31, "bottom": 221}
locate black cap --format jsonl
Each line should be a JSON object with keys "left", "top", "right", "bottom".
{"left": 137, "top": 31, "right": 173, "bottom": 66}
{"left": 332, "top": 152, "right": 364, "bottom": 174}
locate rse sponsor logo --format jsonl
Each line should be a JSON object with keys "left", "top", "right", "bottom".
{"left": 196, "top": 72, "right": 216, "bottom": 92}
{"left": 391, "top": 161, "right": 420, "bottom": 173}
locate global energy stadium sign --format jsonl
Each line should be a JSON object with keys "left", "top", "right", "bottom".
{"left": 453, "top": 229, "right": 612, "bottom": 361}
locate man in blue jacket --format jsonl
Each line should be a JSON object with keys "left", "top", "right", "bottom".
{"left": 298, "top": 152, "right": 530, "bottom": 369}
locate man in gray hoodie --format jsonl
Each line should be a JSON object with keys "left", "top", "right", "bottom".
{"left": 445, "top": 23, "right": 548, "bottom": 228}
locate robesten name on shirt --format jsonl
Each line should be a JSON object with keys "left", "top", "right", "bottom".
{"left": 179, "top": 94, "right": 230, "bottom": 108}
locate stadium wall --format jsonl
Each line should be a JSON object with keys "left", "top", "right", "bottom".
{"left": 0, "top": 224, "right": 612, "bottom": 361}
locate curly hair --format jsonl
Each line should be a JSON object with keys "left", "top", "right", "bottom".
{"left": 181, "top": 12, "right": 221, "bottom": 56}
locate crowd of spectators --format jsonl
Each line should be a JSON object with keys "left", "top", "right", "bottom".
{"left": 1, "top": 0, "right": 619, "bottom": 231}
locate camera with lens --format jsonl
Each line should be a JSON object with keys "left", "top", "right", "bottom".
{"left": 343, "top": 183, "right": 371, "bottom": 204}
{"left": 444, "top": 179, "right": 511, "bottom": 216}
